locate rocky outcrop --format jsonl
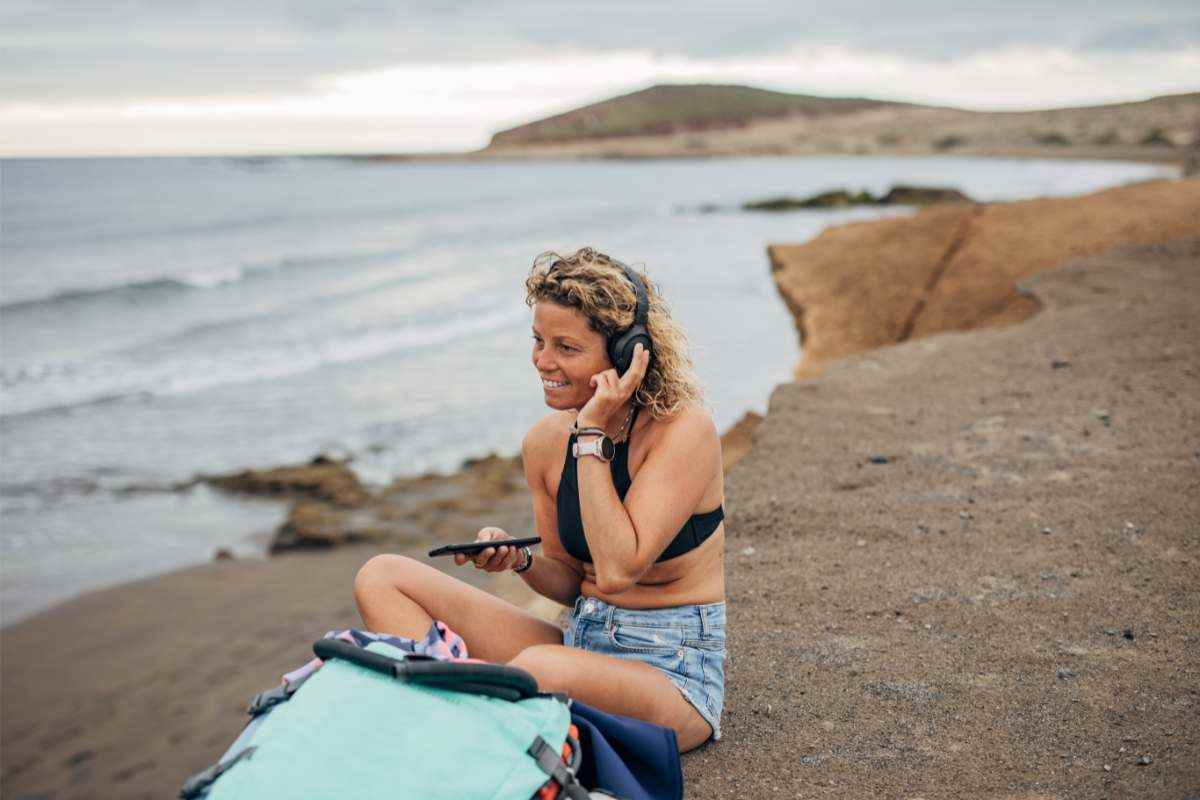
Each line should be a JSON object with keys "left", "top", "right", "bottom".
{"left": 879, "top": 185, "right": 973, "bottom": 206}
{"left": 719, "top": 411, "right": 764, "bottom": 474}
{"left": 768, "top": 178, "right": 1200, "bottom": 378}
{"left": 203, "top": 455, "right": 369, "bottom": 507}
{"left": 744, "top": 185, "right": 972, "bottom": 211}
{"left": 269, "top": 501, "right": 389, "bottom": 552}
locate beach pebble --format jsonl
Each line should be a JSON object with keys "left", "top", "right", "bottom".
{"left": 1138, "top": 755, "right": 1153, "bottom": 765}
{"left": 1051, "top": 358, "right": 1071, "bottom": 369}
{"left": 1122, "top": 628, "right": 1135, "bottom": 641}
{"left": 1103, "top": 764, "right": 1111, "bottom": 772}
{"left": 868, "top": 455, "right": 890, "bottom": 464}
{"left": 1056, "top": 666, "right": 1078, "bottom": 680}
{"left": 741, "top": 546, "right": 756, "bottom": 556}
{"left": 1042, "top": 527, "right": 1052, "bottom": 535}
{"left": 1103, "top": 627, "right": 1119, "bottom": 636}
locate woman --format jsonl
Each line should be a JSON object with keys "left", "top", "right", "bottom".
{"left": 354, "top": 247, "right": 726, "bottom": 751}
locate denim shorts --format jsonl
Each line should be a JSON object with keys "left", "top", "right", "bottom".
{"left": 563, "top": 595, "right": 727, "bottom": 740}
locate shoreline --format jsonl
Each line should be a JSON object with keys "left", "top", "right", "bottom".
{"left": 0, "top": 407, "right": 766, "bottom": 631}
{"left": 357, "top": 143, "right": 1188, "bottom": 167}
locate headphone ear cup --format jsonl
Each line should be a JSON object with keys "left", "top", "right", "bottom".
{"left": 608, "top": 326, "right": 652, "bottom": 375}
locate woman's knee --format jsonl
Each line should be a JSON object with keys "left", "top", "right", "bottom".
{"left": 354, "top": 553, "right": 417, "bottom": 605}
{"left": 508, "top": 645, "right": 574, "bottom": 693}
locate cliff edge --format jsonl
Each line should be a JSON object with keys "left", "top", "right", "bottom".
{"left": 769, "top": 179, "right": 1200, "bottom": 378}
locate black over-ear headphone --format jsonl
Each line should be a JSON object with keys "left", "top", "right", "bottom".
{"left": 542, "top": 251, "right": 655, "bottom": 375}
{"left": 605, "top": 258, "right": 654, "bottom": 375}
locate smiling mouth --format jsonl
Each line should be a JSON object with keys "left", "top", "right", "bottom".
{"left": 542, "top": 378, "right": 570, "bottom": 389}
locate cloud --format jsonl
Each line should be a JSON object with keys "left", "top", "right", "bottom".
{"left": 3, "top": 1, "right": 1198, "bottom": 102}
{"left": 2, "top": 42, "right": 1196, "bottom": 156}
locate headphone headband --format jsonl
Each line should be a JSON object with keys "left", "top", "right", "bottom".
{"left": 600, "top": 255, "right": 653, "bottom": 376}
{"left": 607, "top": 257, "right": 650, "bottom": 332}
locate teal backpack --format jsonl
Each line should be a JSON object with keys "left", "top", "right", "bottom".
{"left": 181, "top": 638, "right": 592, "bottom": 800}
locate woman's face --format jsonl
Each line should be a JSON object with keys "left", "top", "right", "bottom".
{"left": 531, "top": 301, "right": 611, "bottom": 410}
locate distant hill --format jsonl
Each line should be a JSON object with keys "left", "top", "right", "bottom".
{"left": 489, "top": 84, "right": 917, "bottom": 146}
{"left": 472, "top": 84, "right": 1198, "bottom": 164}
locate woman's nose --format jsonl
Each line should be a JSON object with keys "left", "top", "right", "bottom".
{"left": 534, "top": 348, "right": 555, "bottom": 371}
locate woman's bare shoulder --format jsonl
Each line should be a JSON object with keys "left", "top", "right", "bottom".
{"left": 522, "top": 410, "right": 574, "bottom": 465}
{"left": 652, "top": 402, "right": 719, "bottom": 443}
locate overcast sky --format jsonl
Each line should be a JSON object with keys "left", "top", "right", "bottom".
{"left": 2, "top": 1, "right": 1197, "bottom": 156}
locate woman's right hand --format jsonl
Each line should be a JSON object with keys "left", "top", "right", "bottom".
{"left": 455, "top": 526, "right": 522, "bottom": 572}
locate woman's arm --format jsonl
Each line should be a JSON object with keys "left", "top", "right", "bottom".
{"left": 519, "top": 420, "right": 585, "bottom": 605}
{"left": 575, "top": 406, "right": 720, "bottom": 593}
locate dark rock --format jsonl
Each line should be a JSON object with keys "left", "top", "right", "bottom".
{"left": 1122, "top": 627, "right": 1135, "bottom": 641}
{"left": 213, "top": 548, "right": 234, "bottom": 561}
{"left": 1137, "top": 754, "right": 1153, "bottom": 765}
{"left": 933, "top": 134, "right": 967, "bottom": 150}
{"left": 1034, "top": 132, "right": 1072, "bottom": 146}
{"left": 1056, "top": 666, "right": 1078, "bottom": 680}
{"left": 1051, "top": 358, "right": 1071, "bottom": 369}
{"left": 879, "top": 185, "right": 973, "bottom": 206}
{"left": 269, "top": 501, "right": 387, "bottom": 552}
{"left": 743, "top": 190, "right": 877, "bottom": 211}
{"left": 203, "top": 457, "right": 369, "bottom": 507}
{"left": 868, "top": 455, "right": 890, "bottom": 464}
{"left": 1140, "top": 129, "right": 1173, "bottom": 147}
{"left": 743, "top": 185, "right": 973, "bottom": 212}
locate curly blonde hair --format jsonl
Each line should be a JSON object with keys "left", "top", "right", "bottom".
{"left": 524, "top": 247, "right": 705, "bottom": 419}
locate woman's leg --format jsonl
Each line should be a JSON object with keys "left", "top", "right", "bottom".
{"left": 509, "top": 644, "right": 714, "bottom": 753}
{"left": 356, "top": 556, "right": 713, "bottom": 750}
{"left": 354, "top": 554, "right": 563, "bottom": 663}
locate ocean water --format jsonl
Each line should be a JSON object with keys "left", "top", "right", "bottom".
{"left": 0, "top": 154, "right": 1174, "bottom": 625}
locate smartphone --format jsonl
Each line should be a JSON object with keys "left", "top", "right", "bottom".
{"left": 427, "top": 536, "right": 542, "bottom": 558}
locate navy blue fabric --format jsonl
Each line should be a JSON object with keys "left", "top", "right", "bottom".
{"left": 569, "top": 700, "right": 683, "bottom": 800}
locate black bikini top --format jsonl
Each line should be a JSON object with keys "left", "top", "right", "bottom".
{"left": 556, "top": 404, "right": 725, "bottom": 564}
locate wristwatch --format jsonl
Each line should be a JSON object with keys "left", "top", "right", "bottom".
{"left": 513, "top": 545, "right": 534, "bottom": 573}
{"left": 572, "top": 434, "right": 615, "bottom": 462}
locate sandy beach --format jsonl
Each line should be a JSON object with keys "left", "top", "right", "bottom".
{"left": 3, "top": 180, "right": 1198, "bottom": 798}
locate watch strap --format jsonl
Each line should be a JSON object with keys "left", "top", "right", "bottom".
{"left": 572, "top": 436, "right": 613, "bottom": 462}
{"left": 513, "top": 546, "right": 533, "bottom": 574}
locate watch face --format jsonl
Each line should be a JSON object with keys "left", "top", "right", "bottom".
{"left": 600, "top": 436, "right": 616, "bottom": 460}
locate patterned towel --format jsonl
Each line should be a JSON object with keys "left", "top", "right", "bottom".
{"left": 281, "top": 620, "right": 475, "bottom": 687}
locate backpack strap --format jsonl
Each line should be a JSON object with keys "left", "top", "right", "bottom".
{"left": 178, "top": 746, "right": 256, "bottom": 799}
{"left": 246, "top": 671, "right": 312, "bottom": 716}
{"left": 528, "top": 735, "right": 590, "bottom": 800}
{"left": 312, "top": 638, "right": 540, "bottom": 701}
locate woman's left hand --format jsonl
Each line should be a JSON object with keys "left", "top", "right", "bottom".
{"left": 577, "top": 343, "right": 650, "bottom": 429}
